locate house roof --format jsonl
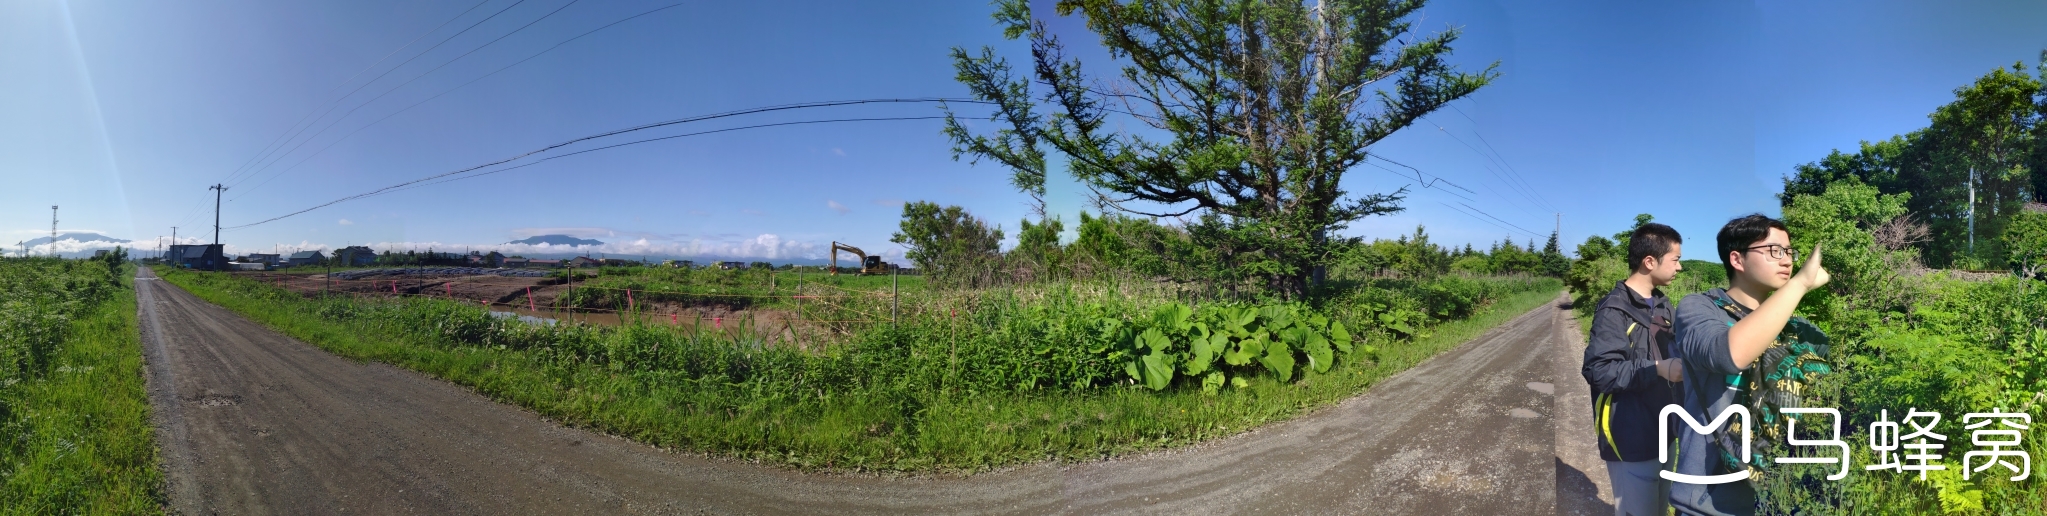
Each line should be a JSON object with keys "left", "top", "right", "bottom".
{"left": 288, "top": 251, "right": 323, "bottom": 260}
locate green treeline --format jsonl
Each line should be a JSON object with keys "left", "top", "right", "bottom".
{"left": 1780, "top": 61, "right": 2047, "bottom": 270}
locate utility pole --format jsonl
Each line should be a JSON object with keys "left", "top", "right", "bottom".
{"left": 50, "top": 205, "right": 58, "bottom": 257}
{"left": 1967, "top": 167, "right": 1976, "bottom": 255}
{"left": 210, "top": 184, "right": 227, "bottom": 246}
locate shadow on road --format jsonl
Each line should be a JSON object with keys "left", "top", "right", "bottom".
{"left": 1556, "top": 457, "right": 1615, "bottom": 515}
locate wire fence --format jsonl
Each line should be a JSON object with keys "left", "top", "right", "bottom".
{"left": 245, "top": 271, "right": 907, "bottom": 349}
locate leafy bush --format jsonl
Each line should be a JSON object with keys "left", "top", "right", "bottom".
{"left": 0, "top": 258, "right": 158, "bottom": 512}
{"left": 2003, "top": 209, "right": 2047, "bottom": 278}
{"left": 1691, "top": 181, "right": 2045, "bottom": 514}
{"left": 891, "top": 201, "right": 1004, "bottom": 285}
{"left": 0, "top": 259, "right": 120, "bottom": 383}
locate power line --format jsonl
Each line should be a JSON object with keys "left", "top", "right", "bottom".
{"left": 233, "top": 1, "right": 692, "bottom": 201}
{"left": 1443, "top": 104, "right": 1557, "bottom": 212}
{"left": 1363, "top": 148, "right": 1546, "bottom": 239}
{"left": 169, "top": 195, "right": 214, "bottom": 230}
{"left": 1422, "top": 115, "right": 1555, "bottom": 215}
{"left": 382, "top": 115, "right": 961, "bottom": 195}
{"left": 1366, "top": 155, "right": 1475, "bottom": 195}
{"left": 221, "top": 0, "right": 519, "bottom": 187}
{"left": 1456, "top": 201, "right": 1545, "bottom": 238}
{"left": 1439, "top": 202, "right": 1542, "bottom": 240}
{"left": 225, "top": 112, "right": 977, "bottom": 230}
{"left": 1365, "top": 163, "right": 1476, "bottom": 204}
{"left": 232, "top": 0, "right": 583, "bottom": 192}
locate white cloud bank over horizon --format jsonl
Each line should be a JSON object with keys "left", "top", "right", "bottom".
{"left": 201, "top": 234, "right": 903, "bottom": 263}
{"left": 8, "top": 232, "right": 906, "bottom": 264}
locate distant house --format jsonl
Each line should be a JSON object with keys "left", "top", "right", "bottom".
{"left": 337, "top": 246, "right": 377, "bottom": 267}
{"left": 286, "top": 250, "right": 326, "bottom": 268}
{"left": 464, "top": 251, "right": 504, "bottom": 267}
{"left": 717, "top": 261, "right": 748, "bottom": 270}
{"left": 245, "top": 253, "right": 280, "bottom": 265}
{"left": 525, "top": 259, "right": 562, "bottom": 269}
{"left": 502, "top": 257, "right": 529, "bottom": 268}
{"left": 168, "top": 244, "right": 227, "bottom": 270}
{"left": 569, "top": 256, "right": 602, "bottom": 268}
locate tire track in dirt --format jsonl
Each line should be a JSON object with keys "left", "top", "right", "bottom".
{"left": 138, "top": 266, "right": 1571, "bottom": 514}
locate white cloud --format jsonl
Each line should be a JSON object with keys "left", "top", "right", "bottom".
{"left": 271, "top": 233, "right": 859, "bottom": 262}
{"left": 508, "top": 227, "right": 612, "bottom": 239}
{"left": 832, "top": 148, "right": 846, "bottom": 156}
{"left": 6, "top": 229, "right": 112, "bottom": 236}
{"left": 15, "top": 239, "right": 124, "bottom": 257}
{"left": 827, "top": 200, "right": 850, "bottom": 215}
{"left": 338, "top": 219, "right": 354, "bottom": 225}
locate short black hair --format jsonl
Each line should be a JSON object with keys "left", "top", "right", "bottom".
{"left": 1716, "top": 214, "right": 1789, "bottom": 280}
{"left": 1627, "top": 223, "right": 1682, "bottom": 273}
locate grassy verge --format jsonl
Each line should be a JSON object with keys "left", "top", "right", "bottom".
{"left": 161, "top": 267, "right": 1557, "bottom": 472}
{"left": 1, "top": 266, "right": 161, "bottom": 513}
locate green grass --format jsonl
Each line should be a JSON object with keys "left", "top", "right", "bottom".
{"left": 552, "top": 265, "right": 923, "bottom": 312}
{"left": 160, "top": 267, "right": 1556, "bottom": 472}
{"left": 1, "top": 267, "right": 162, "bottom": 513}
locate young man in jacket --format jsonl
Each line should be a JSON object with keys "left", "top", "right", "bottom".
{"left": 1668, "top": 214, "right": 1829, "bottom": 516}
{"left": 1582, "top": 222, "right": 1687, "bottom": 516}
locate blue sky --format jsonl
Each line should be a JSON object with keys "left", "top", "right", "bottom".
{"left": 4, "top": 0, "right": 2045, "bottom": 262}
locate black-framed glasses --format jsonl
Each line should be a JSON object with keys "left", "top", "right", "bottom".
{"left": 1742, "top": 244, "right": 1798, "bottom": 262}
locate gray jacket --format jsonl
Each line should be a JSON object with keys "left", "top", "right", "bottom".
{"left": 1669, "top": 288, "right": 1754, "bottom": 516}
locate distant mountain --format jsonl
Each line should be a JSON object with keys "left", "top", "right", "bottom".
{"left": 505, "top": 235, "right": 603, "bottom": 246}
{"left": 19, "top": 232, "right": 130, "bottom": 247}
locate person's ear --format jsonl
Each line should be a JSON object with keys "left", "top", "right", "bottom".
{"left": 1729, "top": 250, "right": 1745, "bottom": 274}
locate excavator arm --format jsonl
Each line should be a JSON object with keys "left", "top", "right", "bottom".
{"left": 829, "top": 242, "right": 867, "bottom": 276}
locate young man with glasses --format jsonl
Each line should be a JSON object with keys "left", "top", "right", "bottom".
{"left": 1669, "top": 214, "right": 1830, "bottom": 516}
{"left": 1582, "top": 222, "right": 1686, "bottom": 516}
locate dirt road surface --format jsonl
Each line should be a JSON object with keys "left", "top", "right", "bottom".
{"left": 139, "top": 266, "right": 1580, "bottom": 514}
{"left": 1551, "top": 304, "right": 1618, "bottom": 515}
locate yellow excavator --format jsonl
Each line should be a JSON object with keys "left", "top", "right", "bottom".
{"left": 829, "top": 241, "right": 889, "bottom": 275}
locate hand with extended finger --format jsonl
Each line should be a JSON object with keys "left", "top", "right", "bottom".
{"left": 1791, "top": 244, "right": 1830, "bottom": 291}
{"left": 1656, "top": 358, "right": 1684, "bottom": 383}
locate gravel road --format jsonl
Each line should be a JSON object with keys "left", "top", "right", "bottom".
{"left": 1552, "top": 303, "right": 1618, "bottom": 515}
{"left": 138, "top": 266, "right": 1583, "bottom": 514}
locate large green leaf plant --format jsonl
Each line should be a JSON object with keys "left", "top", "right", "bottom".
{"left": 1103, "top": 302, "right": 1375, "bottom": 394}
